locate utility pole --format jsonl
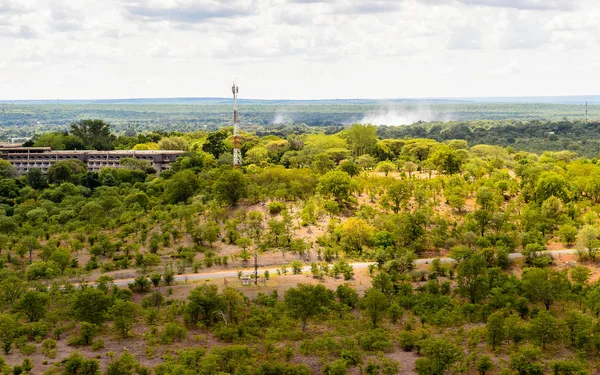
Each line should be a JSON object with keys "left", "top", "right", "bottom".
{"left": 253, "top": 253, "right": 258, "bottom": 285}
{"left": 232, "top": 82, "right": 242, "bottom": 168}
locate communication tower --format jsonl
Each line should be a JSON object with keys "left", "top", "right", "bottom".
{"left": 232, "top": 82, "right": 242, "bottom": 167}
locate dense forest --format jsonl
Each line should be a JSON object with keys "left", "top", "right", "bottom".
{"left": 2, "top": 101, "right": 599, "bottom": 157}
{"left": 3, "top": 122, "right": 600, "bottom": 374}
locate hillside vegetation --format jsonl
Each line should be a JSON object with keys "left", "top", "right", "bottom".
{"left": 2, "top": 123, "right": 600, "bottom": 374}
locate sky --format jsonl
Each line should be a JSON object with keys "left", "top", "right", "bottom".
{"left": 1, "top": 0, "right": 599, "bottom": 100}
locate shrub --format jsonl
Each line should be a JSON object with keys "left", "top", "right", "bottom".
{"left": 323, "top": 359, "right": 347, "bottom": 375}
{"left": 41, "top": 339, "right": 57, "bottom": 358}
{"left": 159, "top": 322, "right": 187, "bottom": 344}
{"left": 268, "top": 201, "right": 286, "bottom": 215}
{"left": 19, "top": 343, "right": 36, "bottom": 356}
{"left": 399, "top": 331, "right": 418, "bottom": 351}
{"left": 340, "top": 349, "right": 361, "bottom": 366}
{"left": 91, "top": 339, "right": 105, "bottom": 351}
{"left": 358, "top": 329, "right": 392, "bottom": 352}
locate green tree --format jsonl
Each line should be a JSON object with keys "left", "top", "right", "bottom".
{"left": 21, "top": 235, "right": 40, "bottom": 264}
{"left": 318, "top": 170, "right": 353, "bottom": 204}
{"left": 362, "top": 288, "right": 390, "bottom": 327}
{"left": 485, "top": 312, "right": 505, "bottom": 350}
{"left": 428, "top": 145, "right": 464, "bottom": 175}
{"left": 186, "top": 284, "right": 225, "bottom": 326}
{"left": 164, "top": 170, "right": 200, "bottom": 204}
{"left": 340, "top": 218, "right": 374, "bottom": 254}
{"left": 202, "top": 129, "right": 229, "bottom": 159}
{"left": 456, "top": 252, "right": 488, "bottom": 303}
{"left": 0, "top": 314, "right": 17, "bottom": 354}
{"left": 342, "top": 124, "right": 377, "bottom": 157}
{"left": 47, "top": 159, "right": 87, "bottom": 184}
{"left": 570, "top": 265, "right": 591, "bottom": 285}
{"left": 415, "top": 338, "right": 461, "bottom": 375}
{"left": 214, "top": 169, "right": 249, "bottom": 206}
{"left": 0, "top": 276, "right": 26, "bottom": 305}
{"left": 336, "top": 284, "right": 359, "bottom": 309}
{"left": 106, "top": 351, "right": 146, "bottom": 375}
{"left": 381, "top": 180, "right": 412, "bottom": 213}
{"left": 576, "top": 225, "right": 600, "bottom": 261}
{"left": 158, "top": 137, "right": 188, "bottom": 151}
{"left": 284, "top": 284, "right": 334, "bottom": 331}
{"left": 510, "top": 345, "right": 543, "bottom": 375}
{"left": 376, "top": 161, "right": 396, "bottom": 176}
{"left": 521, "top": 268, "right": 569, "bottom": 310}
{"left": 0, "top": 160, "right": 16, "bottom": 178}
{"left": 70, "top": 119, "right": 115, "bottom": 150}
{"left": 530, "top": 311, "right": 563, "bottom": 349}
{"left": 533, "top": 172, "right": 571, "bottom": 203}
{"left": 551, "top": 361, "right": 588, "bottom": 375}
{"left": 18, "top": 291, "right": 48, "bottom": 322}
{"left": 338, "top": 160, "right": 360, "bottom": 177}
{"left": 476, "top": 356, "right": 494, "bottom": 375}
{"left": 109, "top": 299, "right": 139, "bottom": 338}
{"left": 70, "top": 287, "right": 113, "bottom": 324}
{"left": 50, "top": 248, "right": 71, "bottom": 274}
{"left": 26, "top": 168, "right": 47, "bottom": 189}
{"left": 62, "top": 352, "right": 101, "bottom": 375}
{"left": 558, "top": 224, "right": 578, "bottom": 246}
{"left": 79, "top": 322, "right": 98, "bottom": 345}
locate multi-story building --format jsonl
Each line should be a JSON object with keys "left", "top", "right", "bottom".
{"left": 0, "top": 147, "right": 185, "bottom": 175}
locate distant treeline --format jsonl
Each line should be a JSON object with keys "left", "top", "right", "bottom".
{"left": 378, "top": 120, "right": 600, "bottom": 157}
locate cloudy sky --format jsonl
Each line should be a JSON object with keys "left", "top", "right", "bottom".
{"left": 1, "top": 0, "right": 599, "bottom": 100}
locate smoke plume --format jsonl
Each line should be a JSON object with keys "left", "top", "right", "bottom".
{"left": 272, "top": 113, "right": 293, "bottom": 124}
{"left": 359, "top": 106, "right": 452, "bottom": 126}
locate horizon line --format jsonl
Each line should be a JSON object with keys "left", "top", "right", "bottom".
{"left": 1, "top": 94, "right": 600, "bottom": 103}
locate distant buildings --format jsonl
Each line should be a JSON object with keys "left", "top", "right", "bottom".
{"left": 0, "top": 146, "right": 184, "bottom": 175}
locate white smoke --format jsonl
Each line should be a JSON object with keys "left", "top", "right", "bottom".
{"left": 272, "top": 113, "right": 293, "bottom": 124}
{"left": 359, "top": 106, "right": 452, "bottom": 126}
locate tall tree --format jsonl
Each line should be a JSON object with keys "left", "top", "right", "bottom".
{"left": 361, "top": 288, "right": 390, "bottom": 326}
{"left": 0, "top": 313, "right": 17, "bottom": 354}
{"left": 186, "top": 284, "right": 225, "bottom": 326}
{"left": 70, "top": 119, "right": 115, "bottom": 150}
{"left": 486, "top": 312, "right": 505, "bottom": 350}
{"left": 285, "top": 284, "right": 334, "bottom": 331}
{"left": 342, "top": 124, "right": 377, "bottom": 157}
{"left": 415, "top": 338, "right": 461, "bottom": 375}
{"left": 214, "top": 169, "right": 249, "bottom": 206}
{"left": 456, "top": 252, "right": 489, "bottom": 303}
{"left": 202, "top": 129, "right": 230, "bottom": 159}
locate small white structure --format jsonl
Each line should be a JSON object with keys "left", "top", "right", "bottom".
{"left": 241, "top": 277, "right": 251, "bottom": 286}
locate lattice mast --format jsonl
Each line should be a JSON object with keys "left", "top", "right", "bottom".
{"left": 232, "top": 82, "right": 242, "bottom": 167}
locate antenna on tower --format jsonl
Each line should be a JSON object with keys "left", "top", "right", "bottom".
{"left": 232, "top": 82, "right": 242, "bottom": 168}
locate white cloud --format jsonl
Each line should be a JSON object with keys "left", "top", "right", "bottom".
{"left": 0, "top": 0, "right": 599, "bottom": 100}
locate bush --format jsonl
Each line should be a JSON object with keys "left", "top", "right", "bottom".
{"left": 91, "top": 339, "right": 105, "bottom": 351}
{"left": 323, "top": 359, "right": 347, "bottom": 375}
{"left": 19, "top": 343, "right": 36, "bottom": 356}
{"left": 358, "top": 329, "right": 392, "bottom": 352}
{"left": 159, "top": 322, "right": 187, "bottom": 344}
{"left": 399, "top": 331, "right": 419, "bottom": 351}
{"left": 41, "top": 339, "right": 57, "bottom": 358}
{"left": 255, "top": 362, "right": 311, "bottom": 375}
{"left": 340, "top": 349, "right": 361, "bottom": 366}
{"left": 268, "top": 201, "right": 286, "bottom": 215}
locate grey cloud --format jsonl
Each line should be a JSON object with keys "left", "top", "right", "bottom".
{"left": 447, "top": 26, "right": 482, "bottom": 50}
{"left": 459, "top": 0, "right": 580, "bottom": 11}
{"left": 49, "top": 5, "right": 85, "bottom": 32}
{"left": 18, "top": 25, "right": 38, "bottom": 39}
{"left": 0, "top": 0, "right": 33, "bottom": 14}
{"left": 421, "top": 0, "right": 580, "bottom": 11}
{"left": 124, "top": 1, "right": 254, "bottom": 24}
